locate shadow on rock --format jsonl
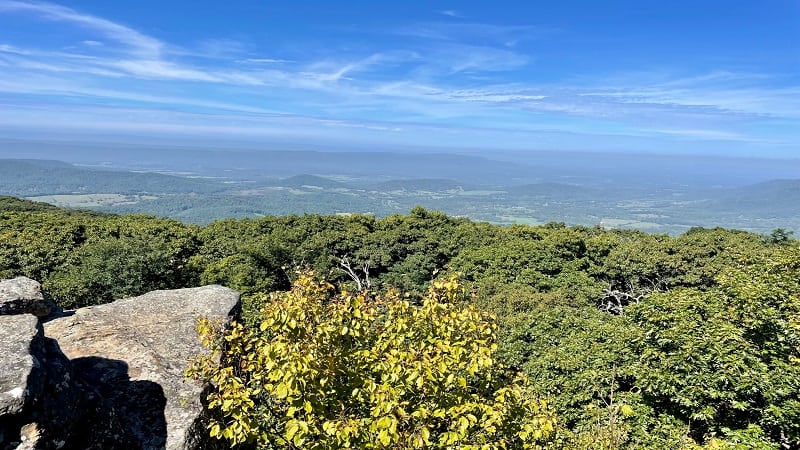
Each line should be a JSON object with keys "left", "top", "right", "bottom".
{"left": 69, "top": 357, "right": 167, "bottom": 450}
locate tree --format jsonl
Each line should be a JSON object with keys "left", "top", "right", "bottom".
{"left": 762, "top": 228, "right": 794, "bottom": 246}
{"left": 626, "top": 245, "right": 800, "bottom": 448}
{"left": 187, "top": 272, "right": 556, "bottom": 449}
{"left": 40, "top": 215, "right": 199, "bottom": 308}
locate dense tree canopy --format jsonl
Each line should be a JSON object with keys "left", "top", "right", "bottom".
{"left": 1, "top": 197, "right": 797, "bottom": 448}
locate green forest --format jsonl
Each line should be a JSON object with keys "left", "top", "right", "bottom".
{"left": 1, "top": 195, "right": 798, "bottom": 449}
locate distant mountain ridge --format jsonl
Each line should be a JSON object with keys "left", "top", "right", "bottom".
{"left": 736, "top": 179, "right": 800, "bottom": 196}
{"left": 265, "top": 174, "right": 351, "bottom": 189}
{"left": 0, "top": 142, "right": 532, "bottom": 184}
{"left": 1, "top": 157, "right": 798, "bottom": 234}
{"left": 713, "top": 179, "right": 800, "bottom": 216}
{"left": 0, "top": 159, "right": 223, "bottom": 196}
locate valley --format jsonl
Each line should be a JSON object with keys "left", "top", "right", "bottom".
{"left": 2, "top": 154, "right": 798, "bottom": 235}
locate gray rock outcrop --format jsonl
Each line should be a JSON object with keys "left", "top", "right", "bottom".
{"left": 0, "top": 283, "right": 240, "bottom": 450}
{"left": 0, "top": 315, "right": 44, "bottom": 448}
{"left": 0, "top": 278, "right": 53, "bottom": 317}
{"left": 45, "top": 285, "right": 239, "bottom": 450}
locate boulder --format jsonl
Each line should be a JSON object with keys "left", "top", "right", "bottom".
{"left": 43, "top": 285, "right": 239, "bottom": 450}
{"left": 0, "top": 314, "right": 44, "bottom": 449}
{"left": 0, "top": 278, "right": 53, "bottom": 317}
{"left": 0, "top": 315, "right": 43, "bottom": 417}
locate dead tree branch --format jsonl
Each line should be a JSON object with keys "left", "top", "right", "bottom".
{"left": 338, "top": 255, "right": 371, "bottom": 292}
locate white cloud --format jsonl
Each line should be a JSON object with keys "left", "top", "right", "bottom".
{"left": 0, "top": 75, "right": 291, "bottom": 116}
{"left": 193, "top": 38, "right": 251, "bottom": 58}
{"left": 440, "top": 44, "right": 529, "bottom": 73}
{"left": 397, "top": 22, "right": 550, "bottom": 45}
{"left": 0, "top": 52, "right": 124, "bottom": 77}
{"left": 240, "top": 58, "right": 293, "bottom": 64}
{"left": 110, "top": 59, "right": 226, "bottom": 82}
{"left": 0, "top": 2, "right": 402, "bottom": 90}
{"left": 640, "top": 127, "right": 759, "bottom": 142}
{"left": 439, "top": 10, "right": 463, "bottom": 18}
{"left": 0, "top": 0, "right": 162, "bottom": 57}
{"left": 0, "top": 43, "right": 31, "bottom": 54}
{"left": 577, "top": 73, "right": 800, "bottom": 119}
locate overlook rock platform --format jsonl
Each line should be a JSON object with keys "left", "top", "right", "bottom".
{"left": 0, "top": 277, "right": 240, "bottom": 450}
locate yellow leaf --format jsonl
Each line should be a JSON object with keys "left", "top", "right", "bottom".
{"left": 620, "top": 404, "right": 635, "bottom": 417}
{"left": 378, "top": 430, "right": 391, "bottom": 446}
{"left": 275, "top": 383, "right": 288, "bottom": 399}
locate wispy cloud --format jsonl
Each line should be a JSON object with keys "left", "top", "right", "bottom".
{"left": 439, "top": 44, "right": 530, "bottom": 73}
{"left": 0, "top": 75, "right": 289, "bottom": 115}
{"left": 390, "top": 21, "right": 546, "bottom": 76}
{"left": 193, "top": 38, "right": 251, "bottom": 58}
{"left": 640, "top": 127, "right": 761, "bottom": 142}
{"left": 438, "top": 10, "right": 463, "bottom": 18}
{"left": 0, "top": 43, "right": 32, "bottom": 55}
{"left": 239, "top": 58, "right": 294, "bottom": 64}
{"left": 0, "top": 0, "right": 162, "bottom": 57}
{"left": 0, "top": 1, "right": 796, "bottom": 154}
{"left": 303, "top": 53, "right": 389, "bottom": 83}
{"left": 577, "top": 72, "right": 800, "bottom": 119}
{"left": 397, "top": 22, "right": 548, "bottom": 46}
{"left": 0, "top": 2, "right": 411, "bottom": 90}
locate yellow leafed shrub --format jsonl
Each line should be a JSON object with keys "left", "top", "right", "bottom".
{"left": 187, "top": 272, "right": 556, "bottom": 449}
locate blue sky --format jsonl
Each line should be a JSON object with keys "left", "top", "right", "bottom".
{"left": 0, "top": 0, "right": 798, "bottom": 157}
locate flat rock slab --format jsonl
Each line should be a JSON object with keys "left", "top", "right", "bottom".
{"left": 44, "top": 285, "right": 240, "bottom": 450}
{"left": 0, "top": 277, "right": 53, "bottom": 317}
{"left": 0, "top": 314, "right": 43, "bottom": 418}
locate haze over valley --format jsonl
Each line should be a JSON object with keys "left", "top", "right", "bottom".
{"left": 2, "top": 141, "right": 799, "bottom": 234}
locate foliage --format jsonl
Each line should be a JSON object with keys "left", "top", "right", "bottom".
{"left": 0, "top": 208, "right": 197, "bottom": 307}
{"left": 2, "top": 199, "right": 798, "bottom": 448}
{"left": 187, "top": 272, "right": 556, "bottom": 449}
{"left": 622, "top": 247, "right": 799, "bottom": 446}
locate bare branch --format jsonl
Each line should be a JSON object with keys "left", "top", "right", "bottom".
{"left": 337, "top": 255, "right": 371, "bottom": 292}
